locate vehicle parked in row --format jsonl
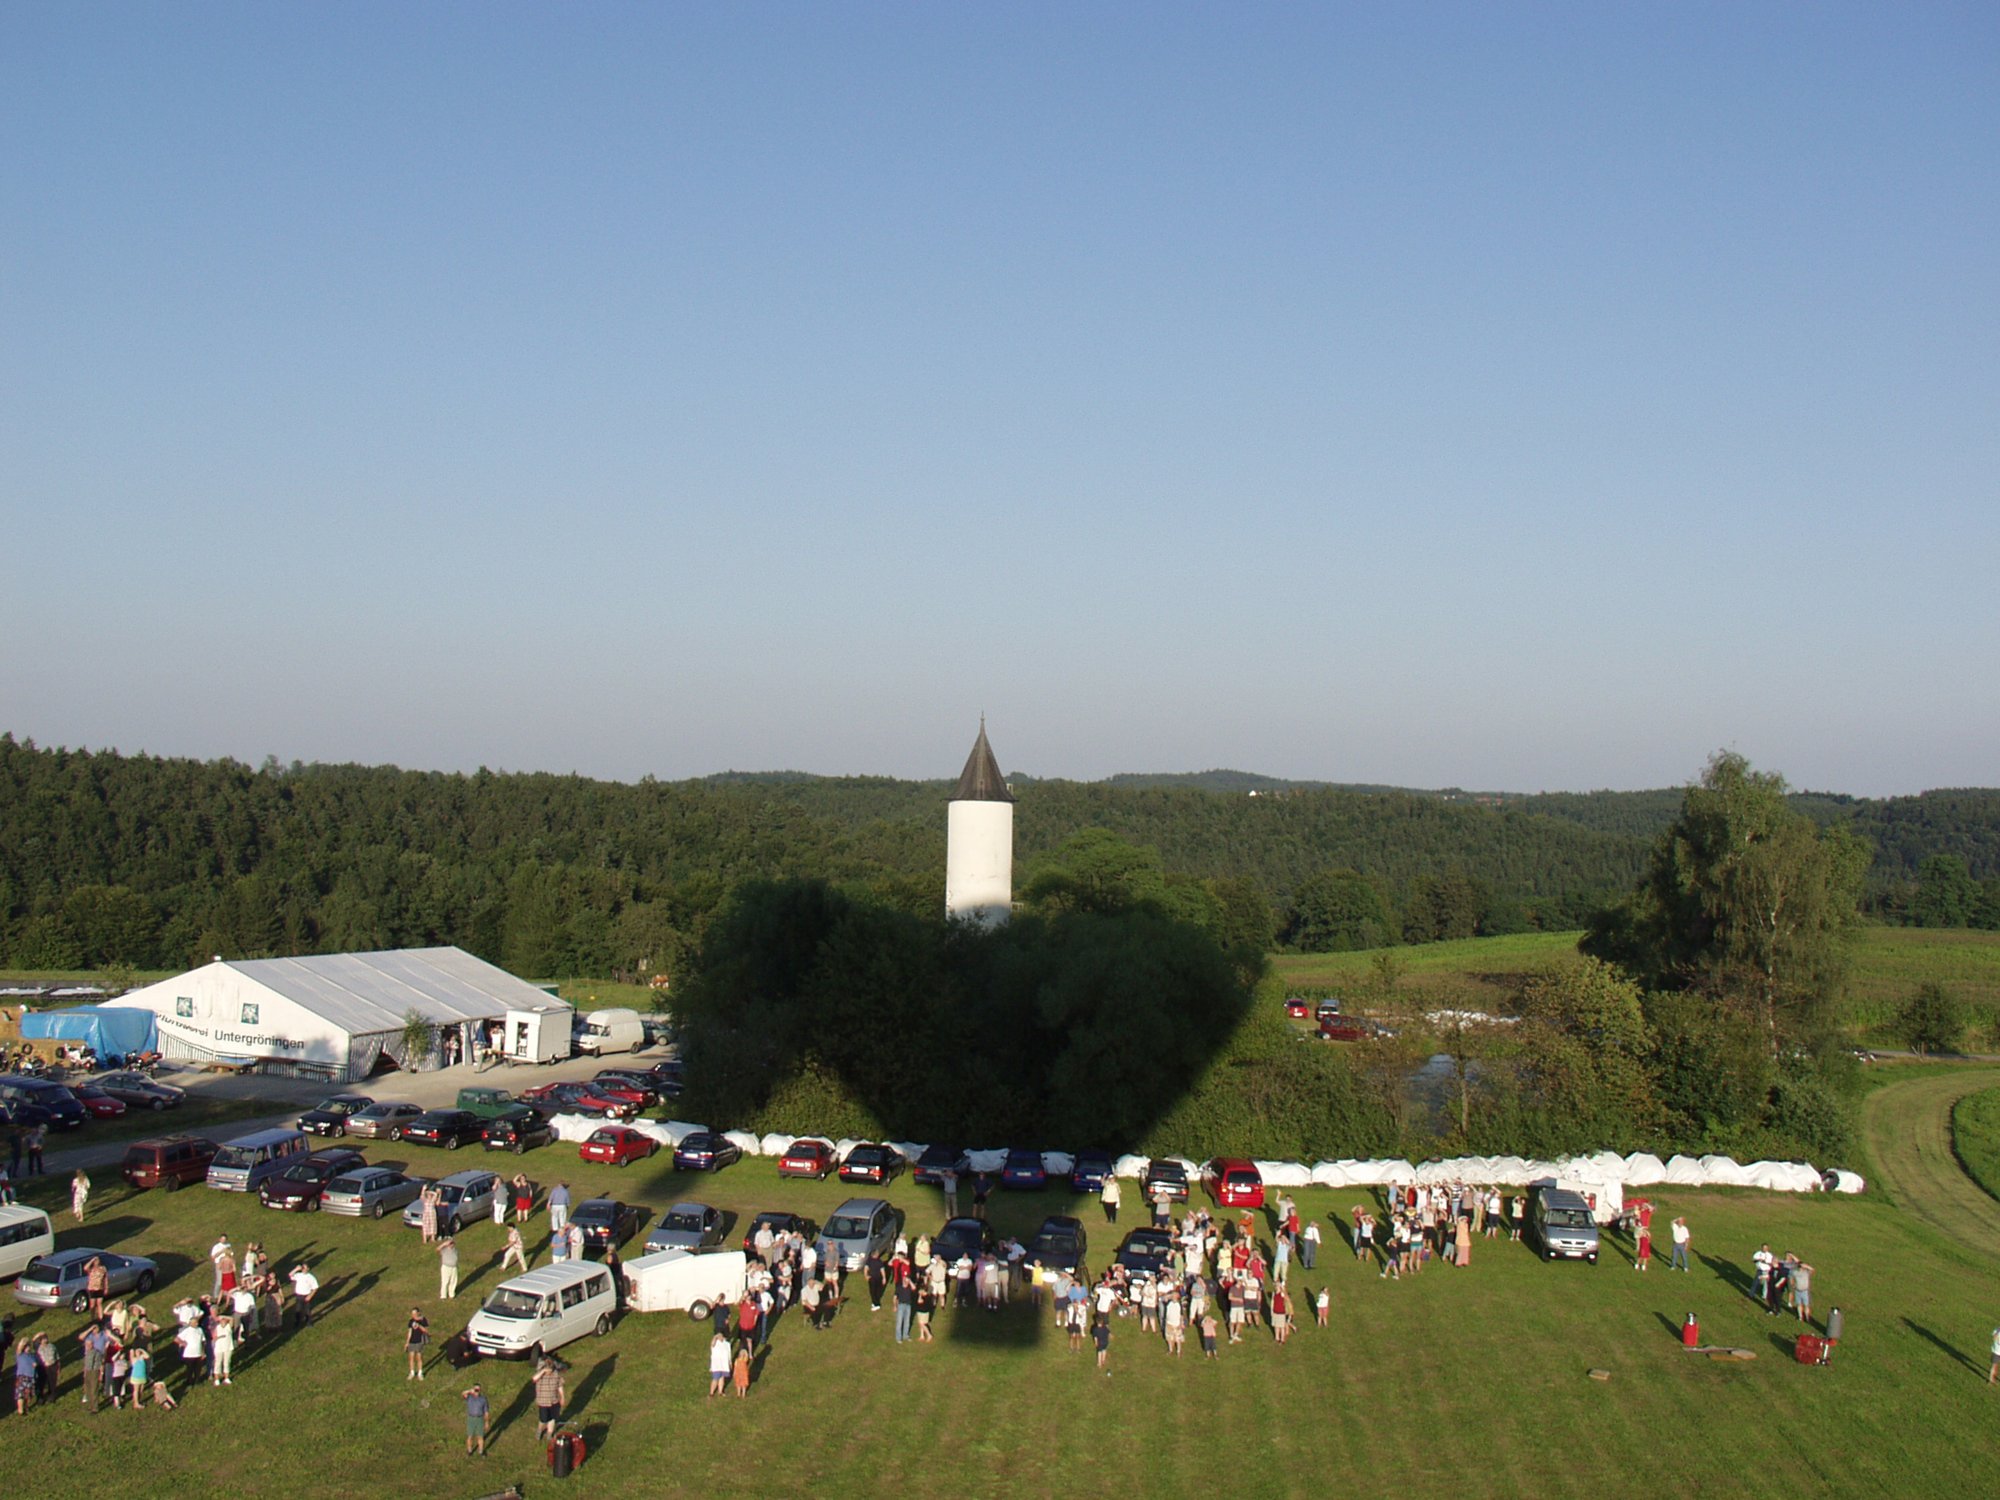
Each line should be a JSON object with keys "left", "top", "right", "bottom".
{"left": 1027, "top": 1215, "right": 1087, "bottom": 1276}
{"left": 740, "top": 1210, "right": 815, "bottom": 1255}
{"left": 399, "top": 1109, "right": 487, "bottom": 1151}
{"left": 323, "top": 1167, "right": 426, "bottom": 1219}
{"left": 643, "top": 1201, "right": 725, "bottom": 1253}
{"left": 778, "top": 1139, "right": 837, "bottom": 1179}
{"left": 481, "top": 1106, "right": 556, "bottom": 1154}
{"left": 590, "top": 1071, "right": 659, "bottom": 1108}
{"left": 818, "top": 1198, "right": 901, "bottom": 1272}
{"left": 933, "top": 1216, "right": 996, "bottom": 1264}
{"left": 121, "top": 1136, "right": 219, "bottom": 1192}
{"left": 466, "top": 1261, "right": 618, "bottom": 1360}
{"left": 0, "top": 1076, "right": 86, "bottom": 1130}
{"left": 650, "top": 1060, "right": 685, "bottom": 1099}
{"left": 70, "top": 1084, "right": 127, "bottom": 1120}
{"left": 912, "top": 1143, "right": 966, "bottom": 1187}
{"left": 1069, "top": 1151, "right": 1114, "bottom": 1193}
{"left": 90, "top": 1072, "right": 186, "bottom": 1111}
{"left": 624, "top": 1247, "right": 745, "bottom": 1322}
{"left": 519, "top": 1082, "right": 630, "bottom": 1120}
{"left": 570, "top": 1198, "right": 643, "bottom": 1257}
{"left": 1530, "top": 1187, "right": 1601, "bottom": 1264}
{"left": 574, "top": 1008, "right": 645, "bottom": 1057}
{"left": 1001, "top": 1149, "right": 1046, "bottom": 1190}
{"left": 1115, "top": 1227, "right": 1175, "bottom": 1276}
{"left": 1316, "top": 999, "right": 1342, "bottom": 1023}
{"left": 259, "top": 1148, "right": 367, "bottom": 1212}
{"left": 579, "top": 1126, "right": 660, "bottom": 1168}
{"left": 1142, "top": 1159, "right": 1190, "bottom": 1203}
{"left": 402, "top": 1169, "right": 502, "bottom": 1234}
{"left": 345, "top": 1102, "right": 425, "bottom": 1141}
{"left": 838, "top": 1143, "right": 902, "bottom": 1186}
{"left": 1317, "top": 1016, "right": 1372, "bottom": 1043}
{"left": 1284, "top": 997, "right": 1311, "bottom": 1019}
{"left": 1203, "top": 1158, "right": 1265, "bottom": 1210}
{"left": 14, "top": 1248, "right": 157, "bottom": 1311}
{"left": 206, "top": 1128, "right": 311, "bottom": 1192}
{"left": 0, "top": 1206, "right": 56, "bottom": 1280}
{"left": 672, "top": 1132, "right": 741, "bottom": 1174}
{"left": 298, "top": 1094, "right": 374, "bottom": 1137}
{"left": 454, "top": 1087, "right": 519, "bottom": 1120}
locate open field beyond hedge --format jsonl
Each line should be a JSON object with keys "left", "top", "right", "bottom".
{"left": 0, "top": 1066, "right": 1995, "bottom": 1497}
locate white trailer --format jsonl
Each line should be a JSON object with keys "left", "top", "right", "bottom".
{"left": 495, "top": 1004, "right": 573, "bottom": 1066}
{"left": 624, "top": 1248, "right": 747, "bottom": 1321}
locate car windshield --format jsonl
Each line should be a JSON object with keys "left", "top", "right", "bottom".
{"left": 575, "top": 1205, "right": 612, "bottom": 1224}
{"left": 1034, "top": 1229, "right": 1080, "bottom": 1253}
{"left": 211, "top": 1146, "right": 257, "bottom": 1169}
{"left": 664, "top": 1212, "right": 705, "bottom": 1231}
{"left": 284, "top": 1162, "right": 332, "bottom": 1183}
{"left": 851, "top": 1148, "right": 883, "bottom": 1162}
{"left": 1546, "top": 1208, "right": 1593, "bottom": 1229}
{"left": 24, "top": 1256, "right": 74, "bottom": 1280}
{"left": 482, "top": 1288, "right": 542, "bottom": 1319}
{"left": 588, "top": 1131, "right": 619, "bottom": 1144}
{"left": 824, "top": 1215, "right": 870, "bottom": 1240}
{"left": 327, "top": 1175, "right": 369, "bottom": 1194}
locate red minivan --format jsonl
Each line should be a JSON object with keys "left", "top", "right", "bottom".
{"left": 1203, "top": 1158, "right": 1265, "bottom": 1209}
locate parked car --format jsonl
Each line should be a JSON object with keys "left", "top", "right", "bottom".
{"left": 13, "top": 1248, "right": 157, "bottom": 1311}
{"left": 1027, "top": 1215, "right": 1087, "bottom": 1276}
{"left": 1529, "top": 1187, "right": 1601, "bottom": 1263}
{"left": 740, "top": 1210, "right": 815, "bottom": 1254}
{"left": 651, "top": 1060, "right": 685, "bottom": 1099}
{"left": 590, "top": 1072, "right": 659, "bottom": 1108}
{"left": 0, "top": 1077, "right": 85, "bottom": 1130}
{"left": 912, "top": 1143, "right": 966, "bottom": 1187}
{"left": 344, "top": 1102, "right": 425, "bottom": 1141}
{"left": 400, "top": 1110, "right": 487, "bottom": 1151}
{"left": 482, "top": 1106, "right": 556, "bottom": 1154}
{"left": 570, "top": 1197, "right": 643, "bottom": 1257}
{"left": 1315, "top": 999, "right": 1343, "bottom": 1023}
{"left": 643, "top": 1200, "right": 725, "bottom": 1253}
{"left": 579, "top": 1126, "right": 660, "bottom": 1168}
{"left": 1114, "top": 1227, "right": 1176, "bottom": 1276}
{"left": 1142, "top": 1159, "right": 1190, "bottom": 1203}
{"left": 0, "top": 1100, "right": 57, "bottom": 1132}
{"left": 322, "top": 1167, "right": 426, "bottom": 1219}
{"left": 454, "top": 1087, "right": 519, "bottom": 1120}
{"left": 120, "top": 1135, "right": 219, "bottom": 1192}
{"left": 519, "top": 1082, "right": 630, "bottom": 1120}
{"left": 673, "top": 1132, "right": 741, "bottom": 1173}
{"left": 1284, "top": 997, "right": 1311, "bottom": 1019}
{"left": 297, "top": 1094, "right": 374, "bottom": 1136}
{"left": 1001, "top": 1149, "right": 1046, "bottom": 1190}
{"left": 818, "top": 1197, "right": 901, "bottom": 1272}
{"left": 1069, "top": 1150, "right": 1114, "bottom": 1194}
{"left": 1202, "top": 1158, "right": 1265, "bottom": 1209}
{"left": 70, "top": 1083, "right": 127, "bottom": 1120}
{"left": 259, "top": 1148, "right": 367, "bottom": 1212}
{"left": 778, "top": 1139, "right": 837, "bottom": 1179}
{"left": 402, "top": 1169, "right": 503, "bottom": 1234}
{"left": 933, "top": 1216, "right": 996, "bottom": 1264}
{"left": 839, "top": 1143, "right": 902, "bottom": 1186}
{"left": 90, "top": 1072, "right": 186, "bottom": 1111}
{"left": 1317, "top": 1016, "right": 1371, "bottom": 1042}
{"left": 466, "top": 1261, "right": 617, "bottom": 1360}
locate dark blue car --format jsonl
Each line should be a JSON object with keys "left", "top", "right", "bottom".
{"left": 1001, "top": 1148, "right": 1046, "bottom": 1190}
{"left": 1070, "top": 1150, "right": 1114, "bottom": 1193}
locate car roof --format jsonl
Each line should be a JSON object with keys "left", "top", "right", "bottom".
{"left": 665, "top": 1200, "right": 715, "bottom": 1215}
{"left": 831, "top": 1196, "right": 890, "bottom": 1216}
{"left": 576, "top": 1197, "right": 623, "bottom": 1210}
{"left": 493, "top": 1262, "right": 611, "bottom": 1294}
{"left": 436, "top": 1168, "right": 496, "bottom": 1186}
{"left": 0, "top": 1204, "right": 50, "bottom": 1229}
{"left": 1037, "top": 1215, "right": 1084, "bottom": 1232}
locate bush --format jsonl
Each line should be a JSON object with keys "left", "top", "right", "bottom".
{"left": 1897, "top": 982, "right": 1967, "bottom": 1055}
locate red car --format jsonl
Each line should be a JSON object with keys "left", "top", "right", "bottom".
{"left": 578, "top": 1126, "right": 659, "bottom": 1167}
{"left": 519, "top": 1083, "right": 630, "bottom": 1119}
{"left": 584, "top": 1077, "right": 652, "bottom": 1111}
{"left": 1283, "top": 997, "right": 1310, "bottom": 1019}
{"left": 72, "top": 1084, "right": 129, "bottom": 1120}
{"left": 778, "top": 1139, "right": 837, "bottom": 1179}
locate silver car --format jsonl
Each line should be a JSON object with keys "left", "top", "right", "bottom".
{"left": 643, "top": 1200, "right": 725, "bottom": 1253}
{"left": 14, "top": 1249, "right": 157, "bottom": 1310}
{"left": 344, "top": 1102, "right": 425, "bottom": 1140}
{"left": 323, "top": 1167, "right": 426, "bottom": 1219}
{"left": 401, "top": 1169, "right": 502, "bottom": 1235}
{"left": 818, "top": 1197, "right": 901, "bottom": 1272}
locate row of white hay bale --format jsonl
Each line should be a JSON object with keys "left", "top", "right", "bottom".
{"left": 548, "top": 1120, "right": 1861, "bottom": 1197}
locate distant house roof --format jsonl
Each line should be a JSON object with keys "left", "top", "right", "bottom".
{"left": 215, "top": 947, "right": 552, "bottom": 1038}
{"left": 952, "top": 721, "right": 1012, "bottom": 803}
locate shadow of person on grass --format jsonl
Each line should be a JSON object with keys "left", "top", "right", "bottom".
{"left": 486, "top": 1365, "right": 538, "bottom": 1444}
{"left": 1698, "top": 1252, "right": 1753, "bottom": 1298}
{"left": 1903, "top": 1317, "right": 1984, "bottom": 1376}
{"left": 315, "top": 1267, "right": 385, "bottom": 1319}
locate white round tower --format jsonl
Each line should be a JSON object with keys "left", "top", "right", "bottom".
{"left": 945, "top": 719, "right": 1013, "bottom": 926}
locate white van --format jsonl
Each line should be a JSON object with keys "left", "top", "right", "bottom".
{"left": 624, "top": 1247, "right": 747, "bottom": 1321}
{"left": 465, "top": 1261, "right": 618, "bottom": 1360}
{"left": 575, "top": 1008, "right": 645, "bottom": 1057}
{"left": 0, "top": 1205, "right": 56, "bottom": 1280}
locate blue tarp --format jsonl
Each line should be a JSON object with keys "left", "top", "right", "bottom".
{"left": 19, "top": 1006, "right": 158, "bottom": 1059}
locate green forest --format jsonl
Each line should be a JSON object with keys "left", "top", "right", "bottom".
{"left": 0, "top": 734, "right": 1996, "bottom": 979}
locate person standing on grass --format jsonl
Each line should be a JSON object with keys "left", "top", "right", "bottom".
{"left": 502, "top": 1225, "right": 529, "bottom": 1274}
{"left": 437, "top": 1237, "right": 459, "bottom": 1301}
{"left": 289, "top": 1264, "right": 318, "bottom": 1326}
{"left": 26, "top": 1123, "right": 46, "bottom": 1176}
{"left": 894, "top": 1270, "right": 916, "bottom": 1344}
{"left": 1634, "top": 1215, "right": 1652, "bottom": 1272}
{"left": 1271, "top": 1286, "right": 1292, "bottom": 1345}
{"left": 941, "top": 1167, "right": 958, "bottom": 1219}
{"left": 1101, "top": 1174, "right": 1120, "bottom": 1225}
{"left": 1300, "top": 1220, "right": 1319, "bottom": 1271}
{"left": 549, "top": 1182, "right": 570, "bottom": 1237}
{"left": 708, "top": 1332, "right": 730, "bottom": 1396}
{"left": 1670, "top": 1217, "right": 1691, "bottom": 1273}
{"left": 419, "top": 1184, "right": 440, "bottom": 1245}
{"left": 532, "top": 1356, "right": 565, "bottom": 1441}
{"left": 81, "top": 1319, "right": 110, "bottom": 1411}
{"left": 1093, "top": 1301, "right": 1112, "bottom": 1374}
{"left": 461, "top": 1383, "right": 489, "bottom": 1457}
{"left": 406, "top": 1307, "right": 430, "bottom": 1379}
{"left": 512, "top": 1175, "right": 533, "bottom": 1225}
{"left": 71, "top": 1169, "right": 90, "bottom": 1223}
{"left": 491, "top": 1180, "right": 507, "bottom": 1229}
{"left": 209, "top": 1308, "right": 235, "bottom": 1386}
{"left": 1792, "top": 1260, "right": 1814, "bottom": 1324}
{"left": 731, "top": 1339, "right": 752, "bottom": 1398}
{"left": 1989, "top": 1326, "right": 2000, "bottom": 1385}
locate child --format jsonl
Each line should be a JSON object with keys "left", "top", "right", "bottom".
{"left": 1315, "top": 1287, "right": 1331, "bottom": 1327}
{"left": 1199, "top": 1311, "right": 1219, "bottom": 1359}
{"left": 150, "top": 1381, "right": 178, "bottom": 1411}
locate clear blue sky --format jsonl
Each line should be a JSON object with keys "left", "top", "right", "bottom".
{"left": 4, "top": 4, "right": 1994, "bottom": 796}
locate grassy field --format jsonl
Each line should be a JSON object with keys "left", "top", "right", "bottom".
{"left": 1949, "top": 1088, "right": 2000, "bottom": 1206}
{"left": 2, "top": 1067, "right": 1999, "bottom": 1498}
{"left": 1846, "top": 929, "right": 2000, "bottom": 1045}
{"left": 1269, "top": 931, "right": 1581, "bottom": 1008}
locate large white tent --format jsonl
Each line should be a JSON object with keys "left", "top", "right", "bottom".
{"left": 104, "top": 946, "right": 567, "bottom": 1083}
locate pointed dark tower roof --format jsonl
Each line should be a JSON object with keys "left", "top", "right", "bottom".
{"left": 952, "top": 718, "right": 1013, "bottom": 803}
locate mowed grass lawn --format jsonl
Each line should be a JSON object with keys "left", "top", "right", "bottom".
{"left": 4, "top": 1074, "right": 2000, "bottom": 1500}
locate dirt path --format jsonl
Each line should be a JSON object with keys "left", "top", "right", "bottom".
{"left": 1860, "top": 1065, "right": 2000, "bottom": 1257}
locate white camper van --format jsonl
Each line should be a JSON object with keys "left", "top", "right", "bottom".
{"left": 575, "top": 1008, "right": 645, "bottom": 1057}
{"left": 624, "top": 1247, "right": 748, "bottom": 1321}
{"left": 0, "top": 1205, "right": 56, "bottom": 1281}
{"left": 464, "top": 1261, "right": 618, "bottom": 1360}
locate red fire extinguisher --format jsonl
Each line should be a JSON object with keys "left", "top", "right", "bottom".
{"left": 1682, "top": 1312, "right": 1699, "bottom": 1348}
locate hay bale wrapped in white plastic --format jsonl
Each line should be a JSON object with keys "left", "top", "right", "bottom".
{"left": 1485, "top": 1156, "right": 1532, "bottom": 1185}
{"left": 1253, "top": 1160, "right": 1312, "bottom": 1188}
{"left": 887, "top": 1142, "right": 925, "bottom": 1163}
{"left": 722, "top": 1129, "right": 761, "bottom": 1157}
{"left": 966, "top": 1148, "right": 1008, "bottom": 1173}
{"left": 1114, "top": 1153, "right": 1149, "bottom": 1179}
{"left": 1826, "top": 1169, "right": 1865, "bottom": 1194}
{"left": 1663, "top": 1154, "right": 1706, "bottom": 1185}
{"left": 624, "top": 1120, "right": 677, "bottom": 1147}
{"left": 654, "top": 1120, "right": 709, "bottom": 1146}
{"left": 760, "top": 1134, "right": 796, "bottom": 1157}
{"left": 1697, "top": 1155, "right": 1753, "bottom": 1187}
{"left": 548, "top": 1112, "right": 600, "bottom": 1142}
{"left": 1622, "top": 1153, "right": 1668, "bottom": 1185}
{"left": 1041, "top": 1151, "right": 1075, "bottom": 1176}
{"left": 1587, "top": 1149, "right": 1628, "bottom": 1180}
{"left": 1309, "top": 1161, "right": 1351, "bottom": 1188}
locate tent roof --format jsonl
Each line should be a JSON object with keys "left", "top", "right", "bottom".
{"left": 210, "top": 947, "right": 553, "bottom": 1038}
